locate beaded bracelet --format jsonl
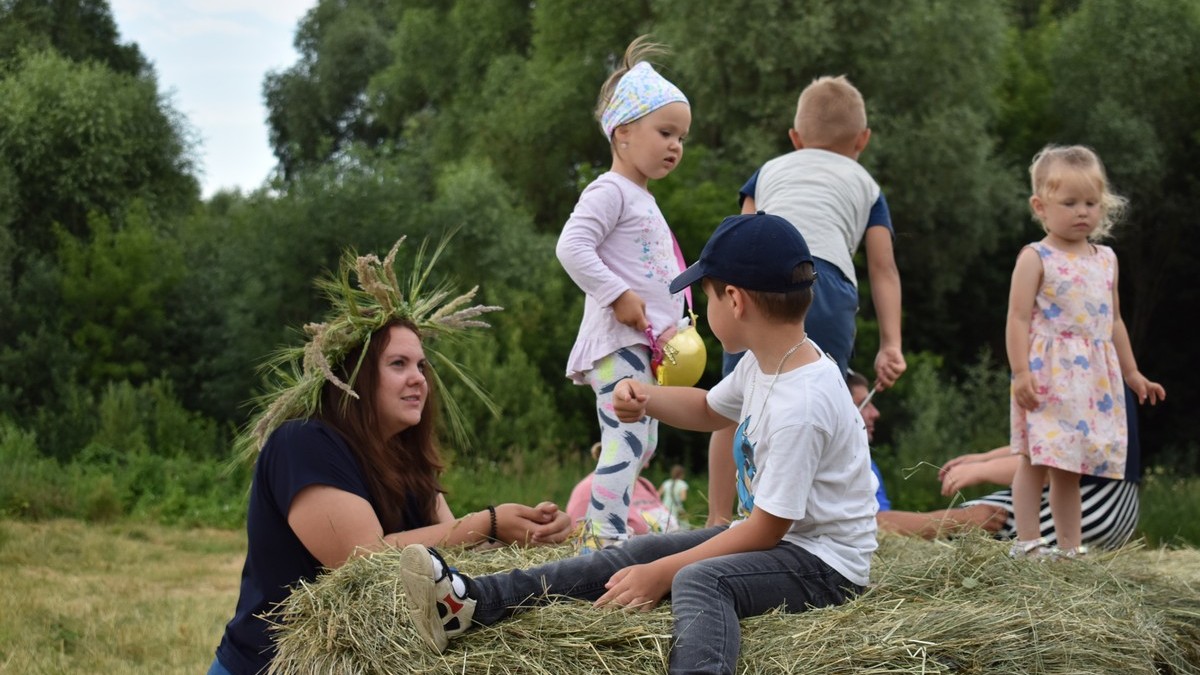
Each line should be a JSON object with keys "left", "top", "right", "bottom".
{"left": 486, "top": 505, "right": 498, "bottom": 542}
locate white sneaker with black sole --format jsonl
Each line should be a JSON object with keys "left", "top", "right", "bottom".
{"left": 400, "top": 545, "right": 476, "bottom": 653}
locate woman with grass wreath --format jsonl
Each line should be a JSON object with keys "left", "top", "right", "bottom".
{"left": 208, "top": 238, "right": 574, "bottom": 675}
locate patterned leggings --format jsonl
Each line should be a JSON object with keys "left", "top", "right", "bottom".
{"left": 583, "top": 346, "right": 658, "bottom": 541}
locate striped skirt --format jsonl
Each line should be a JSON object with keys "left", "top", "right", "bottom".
{"left": 962, "top": 480, "right": 1139, "bottom": 550}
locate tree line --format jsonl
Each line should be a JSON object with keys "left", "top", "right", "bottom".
{"left": 2, "top": 0, "right": 1198, "bottom": 498}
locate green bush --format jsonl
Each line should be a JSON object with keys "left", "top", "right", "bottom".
{"left": 871, "top": 351, "right": 1010, "bottom": 513}
{"left": 1137, "top": 469, "right": 1200, "bottom": 547}
{"left": 0, "top": 418, "right": 70, "bottom": 518}
{"left": 442, "top": 449, "right": 594, "bottom": 518}
{"left": 93, "top": 378, "right": 226, "bottom": 459}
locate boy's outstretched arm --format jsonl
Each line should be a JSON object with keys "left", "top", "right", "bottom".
{"left": 864, "top": 227, "right": 905, "bottom": 388}
{"left": 612, "top": 379, "right": 732, "bottom": 432}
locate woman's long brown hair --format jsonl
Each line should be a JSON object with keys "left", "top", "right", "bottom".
{"left": 316, "top": 319, "right": 444, "bottom": 532}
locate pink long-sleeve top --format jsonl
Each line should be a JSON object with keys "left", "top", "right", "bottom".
{"left": 555, "top": 172, "right": 685, "bottom": 384}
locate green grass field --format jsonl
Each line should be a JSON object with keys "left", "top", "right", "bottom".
{"left": 0, "top": 520, "right": 243, "bottom": 674}
{"left": 3, "top": 509, "right": 1198, "bottom": 674}
{"left": 2, "top": 450, "right": 1197, "bottom": 673}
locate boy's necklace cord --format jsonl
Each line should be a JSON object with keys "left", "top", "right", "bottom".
{"left": 746, "top": 334, "right": 809, "bottom": 436}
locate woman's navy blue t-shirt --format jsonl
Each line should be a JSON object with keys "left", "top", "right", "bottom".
{"left": 214, "top": 419, "right": 424, "bottom": 674}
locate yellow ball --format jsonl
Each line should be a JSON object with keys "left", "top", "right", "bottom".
{"left": 656, "top": 326, "right": 707, "bottom": 387}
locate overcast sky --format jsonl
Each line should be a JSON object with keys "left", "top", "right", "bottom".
{"left": 108, "top": 0, "right": 317, "bottom": 198}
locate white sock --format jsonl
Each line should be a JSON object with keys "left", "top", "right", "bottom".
{"left": 450, "top": 574, "right": 467, "bottom": 598}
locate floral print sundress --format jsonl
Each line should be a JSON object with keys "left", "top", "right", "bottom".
{"left": 1010, "top": 241, "right": 1126, "bottom": 478}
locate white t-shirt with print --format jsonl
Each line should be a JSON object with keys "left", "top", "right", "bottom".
{"left": 706, "top": 346, "right": 878, "bottom": 586}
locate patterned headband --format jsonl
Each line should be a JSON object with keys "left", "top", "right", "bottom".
{"left": 599, "top": 61, "right": 689, "bottom": 139}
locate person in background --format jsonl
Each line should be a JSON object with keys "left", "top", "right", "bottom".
{"left": 555, "top": 34, "right": 692, "bottom": 551}
{"left": 567, "top": 442, "right": 680, "bottom": 535}
{"left": 876, "top": 386, "right": 1148, "bottom": 550}
{"left": 657, "top": 463, "right": 689, "bottom": 525}
{"left": 208, "top": 240, "right": 572, "bottom": 675}
{"left": 706, "top": 74, "right": 905, "bottom": 526}
{"left": 846, "top": 370, "right": 890, "bottom": 511}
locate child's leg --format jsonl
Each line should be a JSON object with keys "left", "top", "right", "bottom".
{"left": 583, "top": 346, "right": 658, "bottom": 542}
{"left": 401, "top": 529, "right": 724, "bottom": 653}
{"left": 1047, "top": 467, "right": 1082, "bottom": 550}
{"left": 668, "top": 543, "right": 860, "bottom": 675}
{"left": 1011, "top": 455, "right": 1048, "bottom": 543}
{"left": 806, "top": 260, "right": 858, "bottom": 374}
{"left": 469, "top": 528, "right": 720, "bottom": 624}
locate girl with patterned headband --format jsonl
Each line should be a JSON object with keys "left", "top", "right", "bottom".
{"left": 555, "top": 35, "right": 693, "bottom": 553}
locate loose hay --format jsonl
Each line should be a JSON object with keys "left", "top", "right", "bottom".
{"left": 268, "top": 534, "right": 1200, "bottom": 674}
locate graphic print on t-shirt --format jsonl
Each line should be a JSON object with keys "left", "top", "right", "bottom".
{"left": 733, "top": 417, "right": 757, "bottom": 518}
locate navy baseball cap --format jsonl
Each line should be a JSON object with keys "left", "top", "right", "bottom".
{"left": 670, "top": 211, "right": 815, "bottom": 294}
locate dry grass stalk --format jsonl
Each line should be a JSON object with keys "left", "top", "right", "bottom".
{"left": 268, "top": 534, "right": 1200, "bottom": 674}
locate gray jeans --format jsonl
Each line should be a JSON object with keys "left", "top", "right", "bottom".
{"left": 468, "top": 526, "right": 861, "bottom": 675}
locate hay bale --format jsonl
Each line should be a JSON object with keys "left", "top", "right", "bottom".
{"left": 268, "top": 535, "right": 1200, "bottom": 674}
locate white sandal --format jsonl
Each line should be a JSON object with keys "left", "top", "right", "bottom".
{"left": 1009, "top": 537, "right": 1057, "bottom": 560}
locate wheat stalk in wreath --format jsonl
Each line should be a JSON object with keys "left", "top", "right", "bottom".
{"left": 234, "top": 235, "right": 502, "bottom": 460}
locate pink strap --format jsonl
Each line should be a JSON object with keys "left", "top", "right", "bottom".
{"left": 670, "top": 231, "right": 692, "bottom": 309}
{"left": 649, "top": 232, "right": 692, "bottom": 379}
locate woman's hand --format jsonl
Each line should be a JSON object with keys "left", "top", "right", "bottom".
{"left": 937, "top": 452, "right": 986, "bottom": 481}
{"left": 494, "top": 502, "right": 573, "bottom": 546}
{"left": 940, "top": 462, "right": 988, "bottom": 496}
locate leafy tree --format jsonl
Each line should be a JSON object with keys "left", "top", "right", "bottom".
{"left": 0, "top": 50, "right": 197, "bottom": 255}
{"left": 466, "top": 0, "right": 652, "bottom": 226}
{"left": 57, "top": 205, "right": 183, "bottom": 386}
{"left": 264, "top": 0, "right": 396, "bottom": 177}
{"left": 655, "top": 0, "right": 842, "bottom": 167}
{"left": 170, "top": 147, "right": 424, "bottom": 423}
{"left": 0, "top": 0, "right": 145, "bottom": 75}
{"left": 1046, "top": 0, "right": 1200, "bottom": 461}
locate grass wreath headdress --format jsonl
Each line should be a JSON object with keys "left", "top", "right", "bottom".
{"left": 234, "top": 235, "right": 501, "bottom": 460}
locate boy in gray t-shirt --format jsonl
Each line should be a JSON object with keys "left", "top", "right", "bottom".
{"left": 708, "top": 74, "right": 906, "bottom": 526}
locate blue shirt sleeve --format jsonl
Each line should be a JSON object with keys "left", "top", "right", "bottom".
{"left": 868, "top": 191, "right": 894, "bottom": 236}
{"left": 738, "top": 169, "right": 760, "bottom": 208}
{"left": 871, "top": 459, "right": 891, "bottom": 511}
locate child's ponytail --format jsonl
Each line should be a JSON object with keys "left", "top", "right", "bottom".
{"left": 593, "top": 34, "right": 669, "bottom": 125}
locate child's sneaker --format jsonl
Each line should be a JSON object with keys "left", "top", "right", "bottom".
{"left": 400, "top": 545, "right": 476, "bottom": 653}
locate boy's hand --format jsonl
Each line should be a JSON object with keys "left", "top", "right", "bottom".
{"left": 612, "top": 378, "right": 649, "bottom": 422}
{"left": 594, "top": 561, "right": 672, "bottom": 611}
{"left": 611, "top": 289, "right": 648, "bottom": 331}
{"left": 1125, "top": 372, "right": 1165, "bottom": 405}
{"left": 873, "top": 347, "right": 907, "bottom": 389}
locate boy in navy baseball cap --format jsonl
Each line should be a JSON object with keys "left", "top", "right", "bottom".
{"left": 671, "top": 210, "right": 817, "bottom": 295}
{"left": 400, "top": 210, "right": 878, "bottom": 674}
